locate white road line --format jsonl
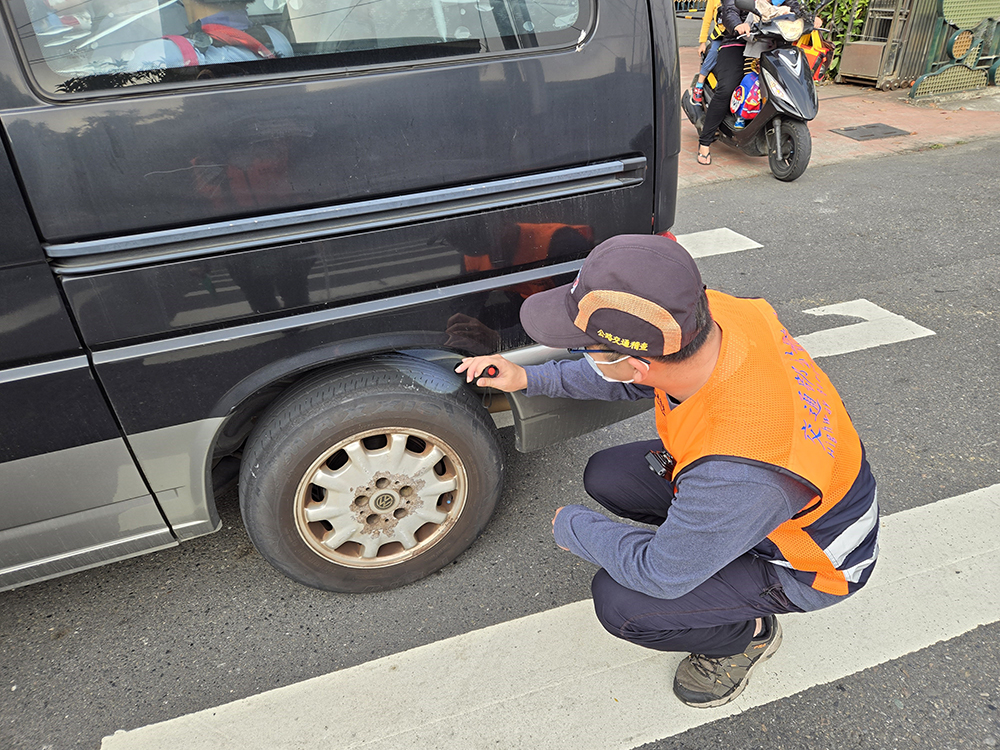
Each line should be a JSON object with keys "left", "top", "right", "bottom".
{"left": 102, "top": 237, "right": 946, "bottom": 749}
{"left": 796, "top": 299, "right": 936, "bottom": 359}
{"left": 657, "top": 234, "right": 938, "bottom": 359}
{"left": 102, "top": 483, "right": 1000, "bottom": 750}
{"left": 675, "top": 228, "right": 762, "bottom": 257}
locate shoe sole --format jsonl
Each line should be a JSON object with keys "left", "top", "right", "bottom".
{"left": 679, "top": 619, "right": 783, "bottom": 709}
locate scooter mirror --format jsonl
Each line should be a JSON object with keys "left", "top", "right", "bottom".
{"left": 734, "top": 0, "right": 756, "bottom": 11}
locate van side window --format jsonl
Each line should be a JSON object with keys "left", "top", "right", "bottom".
{"left": 9, "top": 0, "right": 591, "bottom": 95}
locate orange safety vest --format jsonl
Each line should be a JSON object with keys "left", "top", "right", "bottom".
{"left": 654, "top": 291, "right": 877, "bottom": 596}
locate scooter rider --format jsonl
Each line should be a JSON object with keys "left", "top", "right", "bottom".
{"left": 456, "top": 234, "right": 879, "bottom": 707}
{"left": 696, "top": 0, "right": 803, "bottom": 166}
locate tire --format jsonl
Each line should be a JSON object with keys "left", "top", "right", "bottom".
{"left": 768, "top": 119, "right": 811, "bottom": 182}
{"left": 239, "top": 356, "right": 504, "bottom": 593}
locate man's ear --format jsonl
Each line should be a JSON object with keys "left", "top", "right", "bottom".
{"left": 629, "top": 358, "right": 652, "bottom": 384}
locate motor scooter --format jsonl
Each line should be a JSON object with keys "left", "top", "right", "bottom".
{"left": 682, "top": 0, "right": 829, "bottom": 181}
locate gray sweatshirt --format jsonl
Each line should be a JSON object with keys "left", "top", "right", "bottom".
{"left": 526, "top": 357, "right": 842, "bottom": 612}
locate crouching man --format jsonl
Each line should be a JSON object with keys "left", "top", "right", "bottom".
{"left": 457, "top": 234, "right": 878, "bottom": 707}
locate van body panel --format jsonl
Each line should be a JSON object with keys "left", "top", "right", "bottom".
{"left": 125, "top": 419, "right": 226, "bottom": 541}
{"left": 4, "top": 0, "right": 653, "bottom": 243}
{"left": 0, "top": 143, "right": 41, "bottom": 267}
{"left": 0, "top": 0, "right": 679, "bottom": 590}
{"left": 0, "top": 141, "right": 173, "bottom": 591}
{"left": 61, "top": 184, "right": 647, "bottom": 346}
{"left": 0, "top": 266, "right": 82, "bottom": 366}
{"left": 0, "top": 356, "right": 124, "bottom": 463}
{"left": 0, "top": 437, "right": 152, "bottom": 529}
{"left": 90, "top": 265, "right": 581, "bottom": 434}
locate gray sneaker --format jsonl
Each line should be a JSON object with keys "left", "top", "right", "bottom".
{"left": 672, "top": 616, "right": 783, "bottom": 708}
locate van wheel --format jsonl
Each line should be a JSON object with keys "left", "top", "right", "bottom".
{"left": 768, "top": 120, "right": 811, "bottom": 182}
{"left": 239, "top": 357, "right": 504, "bottom": 593}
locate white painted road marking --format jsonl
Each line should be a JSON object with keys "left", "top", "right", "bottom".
{"left": 675, "top": 227, "right": 763, "bottom": 257}
{"left": 103, "top": 236, "right": 946, "bottom": 749}
{"left": 102, "top": 483, "right": 1000, "bottom": 750}
{"left": 796, "top": 299, "right": 936, "bottom": 359}
{"left": 654, "top": 233, "right": 938, "bottom": 360}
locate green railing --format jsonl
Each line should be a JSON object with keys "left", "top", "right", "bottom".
{"left": 911, "top": 1, "right": 1000, "bottom": 97}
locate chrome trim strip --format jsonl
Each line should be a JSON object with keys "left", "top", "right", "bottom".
{"left": 0, "top": 355, "right": 89, "bottom": 385}
{"left": 92, "top": 258, "right": 586, "bottom": 364}
{"left": 47, "top": 158, "right": 646, "bottom": 269}
{"left": 0, "top": 528, "right": 171, "bottom": 577}
{"left": 503, "top": 343, "right": 579, "bottom": 367}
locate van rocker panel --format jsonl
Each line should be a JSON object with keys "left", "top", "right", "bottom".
{"left": 0, "top": 496, "right": 176, "bottom": 592}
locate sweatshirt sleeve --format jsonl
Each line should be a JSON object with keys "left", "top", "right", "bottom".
{"left": 719, "top": 0, "right": 745, "bottom": 33}
{"left": 524, "top": 357, "right": 655, "bottom": 402}
{"left": 698, "top": 0, "right": 720, "bottom": 43}
{"left": 552, "top": 460, "right": 815, "bottom": 599}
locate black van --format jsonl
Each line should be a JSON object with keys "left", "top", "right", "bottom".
{"left": 0, "top": 0, "right": 679, "bottom": 593}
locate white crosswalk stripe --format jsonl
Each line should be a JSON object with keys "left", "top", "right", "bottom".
{"left": 676, "top": 227, "right": 763, "bottom": 258}
{"left": 101, "top": 484, "right": 1000, "bottom": 750}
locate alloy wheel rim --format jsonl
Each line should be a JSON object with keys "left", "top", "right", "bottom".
{"left": 294, "top": 428, "right": 467, "bottom": 568}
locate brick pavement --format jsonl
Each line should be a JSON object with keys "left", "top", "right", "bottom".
{"left": 677, "top": 46, "right": 1000, "bottom": 189}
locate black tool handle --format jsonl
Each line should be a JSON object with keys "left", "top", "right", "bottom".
{"left": 481, "top": 364, "right": 499, "bottom": 378}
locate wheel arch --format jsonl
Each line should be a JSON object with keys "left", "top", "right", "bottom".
{"left": 232, "top": 349, "right": 506, "bottom": 592}
{"left": 207, "top": 341, "right": 486, "bottom": 501}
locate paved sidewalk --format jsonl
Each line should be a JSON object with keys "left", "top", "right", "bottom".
{"left": 677, "top": 45, "right": 1000, "bottom": 189}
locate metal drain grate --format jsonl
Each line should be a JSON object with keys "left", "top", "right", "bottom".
{"left": 830, "top": 123, "right": 911, "bottom": 141}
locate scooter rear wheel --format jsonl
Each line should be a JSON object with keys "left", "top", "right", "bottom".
{"left": 768, "top": 120, "right": 811, "bottom": 182}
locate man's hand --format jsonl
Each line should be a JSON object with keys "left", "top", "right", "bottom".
{"left": 552, "top": 506, "right": 569, "bottom": 550}
{"left": 455, "top": 356, "right": 528, "bottom": 392}
{"left": 735, "top": 22, "right": 751, "bottom": 36}
{"left": 697, "top": 41, "right": 707, "bottom": 56}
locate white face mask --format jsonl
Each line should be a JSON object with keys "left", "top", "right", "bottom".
{"left": 583, "top": 352, "right": 649, "bottom": 384}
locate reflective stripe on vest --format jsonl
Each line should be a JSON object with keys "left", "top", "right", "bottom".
{"left": 654, "top": 291, "right": 878, "bottom": 596}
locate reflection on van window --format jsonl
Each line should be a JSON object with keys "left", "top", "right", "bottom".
{"left": 11, "top": 0, "right": 589, "bottom": 94}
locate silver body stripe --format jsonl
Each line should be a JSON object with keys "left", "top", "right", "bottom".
{"left": 92, "top": 259, "right": 586, "bottom": 364}
{"left": 0, "top": 355, "right": 89, "bottom": 385}
{"left": 0, "top": 528, "right": 169, "bottom": 577}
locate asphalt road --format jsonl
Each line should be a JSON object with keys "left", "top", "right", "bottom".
{"left": 2, "top": 139, "right": 999, "bottom": 750}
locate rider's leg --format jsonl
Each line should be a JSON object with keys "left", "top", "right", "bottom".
{"left": 693, "top": 40, "right": 721, "bottom": 104}
{"left": 698, "top": 44, "right": 745, "bottom": 150}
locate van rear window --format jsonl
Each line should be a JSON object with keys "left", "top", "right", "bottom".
{"left": 8, "top": 0, "right": 591, "bottom": 95}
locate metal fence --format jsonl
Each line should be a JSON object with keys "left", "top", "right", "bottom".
{"left": 836, "top": 0, "right": 939, "bottom": 89}
{"left": 674, "top": 0, "right": 708, "bottom": 19}
{"left": 911, "top": 1, "right": 1000, "bottom": 97}
{"left": 833, "top": 0, "right": 1000, "bottom": 95}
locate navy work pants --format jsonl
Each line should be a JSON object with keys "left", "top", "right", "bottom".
{"left": 583, "top": 440, "right": 804, "bottom": 658}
